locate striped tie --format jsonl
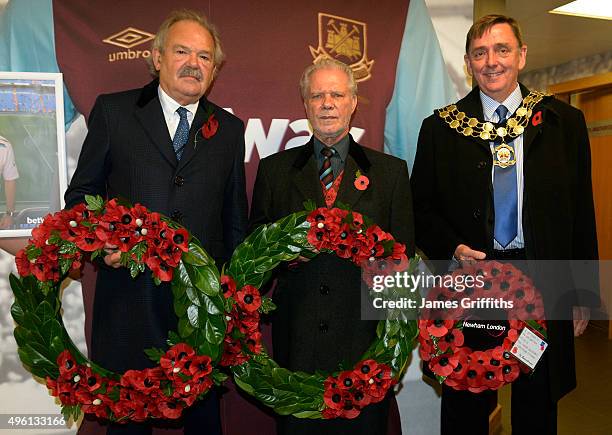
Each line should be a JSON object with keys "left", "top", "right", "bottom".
{"left": 319, "top": 147, "right": 335, "bottom": 190}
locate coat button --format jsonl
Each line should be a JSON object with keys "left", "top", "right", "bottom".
{"left": 477, "top": 161, "right": 487, "bottom": 169}
{"left": 319, "top": 284, "right": 330, "bottom": 295}
{"left": 473, "top": 209, "right": 481, "bottom": 219}
{"left": 171, "top": 210, "right": 183, "bottom": 222}
{"left": 174, "top": 175, "right": 185, "bottom": 186}
{"left": 319, "top": 321, "right": 329, "bottom": 333}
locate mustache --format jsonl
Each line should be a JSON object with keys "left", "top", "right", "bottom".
{"left": 178, "top": 67, "right": 202, "bottom": 81}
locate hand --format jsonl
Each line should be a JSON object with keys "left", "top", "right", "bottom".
{"left": 573, "top": 306, "right": 590, "bottom": 337}
{"left": 453, "top": 244, "right": 486, "bottom": 264}
{"left": 103, "top": 242, "right": 122, "bottom": 268}
{"left": 0, "top": 214, "right": 13, "bottom": 229}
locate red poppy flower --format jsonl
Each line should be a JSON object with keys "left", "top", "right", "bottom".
{"left": 15, "top": 250, "right": 32, "bottom": 277}
{"left": 366, "top": 225, "right": 388, "bottom": 244}
{"left": 189, "top": 355, "right": 213, "bottom": 378}
{"left": 236, "top": 285, "right": 261, "bottom": 312}
{"left": 354, "top": 359, "right": 380, "bottom": 381}
{"left": 160, "top": 343, "right": 195, "bottom": 376}
{"left": 74, "top": 229, "right": 105, "bottom": 252}
{"left": 307, "top": 227, "right": 331, "bottom": 251}
{"left": 57, "top": 350, "right": 78, "bottom": 378}
{"left": 349, "top": 211, "right": 364, "bottom": 228}
{"left": 201, "top": 114, "right": 219, "bottom": 139}
{"left": 79, "top": 367, "right": 103, "bottom": 392}
{"left": 122, "top": 368, "right": 164, "bottom": 394}
{"left": 354, "top": 175, "right": 369, "bottom": 191}
{"left": 438, "top": 329, "right": 465, "bottom": 352}
{"left": 531, "top": 110, "right": 543, "bottom": 126}
{"left": 351, "top": 386, "right": 372, "bottom": 407}
{"left": 500, "top": 361, "right": 521, "bottom": 382}
{"left": 431, "top": 354, "right": 459, "bottom": 377}
{"left": 238, "top": 312, "right": 260, "bottom": 334}
{"left": 464, "top": 361, "right": 485, "bottom": 390}
{"left": 145, "top": 255, "right": 174, "bottom": 282}
{"left": 337, "top": 370, "right": 359, "bottom": 390}
{"left": 323, "top": 387, "right": 345, "bottom": 410}
{"left": 339, "top": 399, "right": 361, "bottom": 419}
{"left": 426, "top": 319, "right": 455, "bottom": 337}
{"left": 245, "top": 331, "right": 263, "bottom": 354}
{"left": 220, "top": 275, "right": 237, "bottom": 299}
{"left": 158, "top": 399, "right": 186, "bottom": 419}
{"left": 481, "top": 364, "right": 503, "bottom": 390}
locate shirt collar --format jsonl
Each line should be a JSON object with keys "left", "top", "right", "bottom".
{"left": 158, "top": 86, "right": 199, "bottom": 118}
{"left": 480, "top": 83, "right": 523, "bottom": 122}
{"left": 313, "top": 134, "right": 350, "bottom": 163}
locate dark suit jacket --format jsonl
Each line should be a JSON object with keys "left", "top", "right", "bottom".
{"left": 249, "top": 135, "right": 414, "bottom": 435}
{"left": 64, "top": 79, "right": 248, "bottom": 372}
{"left": 410, "top": 84, "right": 598, "bottom": 401}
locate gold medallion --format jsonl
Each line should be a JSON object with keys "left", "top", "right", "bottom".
{"left": 493, "top": 143, "right": 516, "bottom": 168}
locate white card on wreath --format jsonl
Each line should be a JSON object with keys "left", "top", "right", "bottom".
{"left": 510, "top": 326, "right": 548, "bottom": 369}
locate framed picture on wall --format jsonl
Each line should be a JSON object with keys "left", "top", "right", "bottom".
{"left": 0, "top": 72, "right": 67, "bottom": 237}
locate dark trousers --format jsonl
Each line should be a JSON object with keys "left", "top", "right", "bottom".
{"left": 106, "top": 389, "right": 221, "bottom": 435}
{"left": 442, "top": 250, "right": 558, "bottom": 434}
{"left": 441, "top": 344, "right": 557, "bottom": 435}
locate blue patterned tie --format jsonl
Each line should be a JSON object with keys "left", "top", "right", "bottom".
{"left": 173, "top": 107, "right": 189, "bottom": 160}
{"left": 493, "top": 104, "right": 517, "bottom": 248}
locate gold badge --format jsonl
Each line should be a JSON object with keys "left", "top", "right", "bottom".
{"left": 309, "top": 13, "right": 374, "bottom": 82}
{"left": 493, "top": 143, "right": 516, "bottom": 168}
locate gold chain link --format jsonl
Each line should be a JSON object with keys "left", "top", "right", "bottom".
{"left": 436, "top": 91, "right": 549, "bottom": 141}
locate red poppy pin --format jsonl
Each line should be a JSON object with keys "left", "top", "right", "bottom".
{"left": 531, "top": 110, "right": 543, "bottom": 127}
{"left": 354, "top": 170, "right": 369, "bottom": 191}
{"left": 201, "top": 113, "right": 219, "bottom": 139}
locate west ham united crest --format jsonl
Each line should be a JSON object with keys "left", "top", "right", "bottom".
{"left": 309, "top": 13, "right": 374, "bottom": 82}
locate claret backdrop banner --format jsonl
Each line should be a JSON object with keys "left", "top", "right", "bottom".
{"left": 0, "top": 0, "right": 461, "bottom": 434}
{"left": 53, "top": 0, "right": 409, "bottom": 194}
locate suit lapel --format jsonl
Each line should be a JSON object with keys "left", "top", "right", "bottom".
{"left": 134, "top": 81, "right": 177, "bottom": 167}
{"left": 335, "top": 138, "right": 371, "bottom": 208}
{"left": 292, "top": 138, "right": 325, "bottom": 206}
{"left": 519, "top": 84, "right": 548, "bottom": 158}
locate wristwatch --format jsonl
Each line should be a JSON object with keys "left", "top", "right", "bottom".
{"left": 5, "top": 210, "right": 14, "bottom": 217}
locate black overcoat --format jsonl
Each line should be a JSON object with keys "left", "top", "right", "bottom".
{"left": 64, "top": 79, "right": 248, "bottom": 372}
{"left": 250, "top": 135, "right": 415, "bottom": 435}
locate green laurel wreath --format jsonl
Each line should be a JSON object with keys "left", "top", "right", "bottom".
{"left": 224, "top": 205, "right": 419, "bottom": 418}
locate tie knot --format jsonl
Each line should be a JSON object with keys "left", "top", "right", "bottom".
{"left": 321, "top": 147, "right": 335, "bottom": 158}
{"left": 176, "top": 107, "right": 189, "bottom": 120}
{"left": 495, "top": 105, "right": 508, "bottom": 122}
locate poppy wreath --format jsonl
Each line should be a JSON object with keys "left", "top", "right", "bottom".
{"left": 418, "top": 261, "right": 548, "bottom": 393}
{"left": 11, "top": 195, "right": 227, "bottom": 423}
{"left": 219, "top": 201, "right": 419, "bottom": 419}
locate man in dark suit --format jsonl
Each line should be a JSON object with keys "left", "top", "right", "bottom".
{"left": 411, "top": 14, "right": 598, "bottom": 435}
{"left": 250, "top": 58, "right": 414, "bottom": 435}
{"left": 64, "top": 9, "right": 248, "bottom": 435}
